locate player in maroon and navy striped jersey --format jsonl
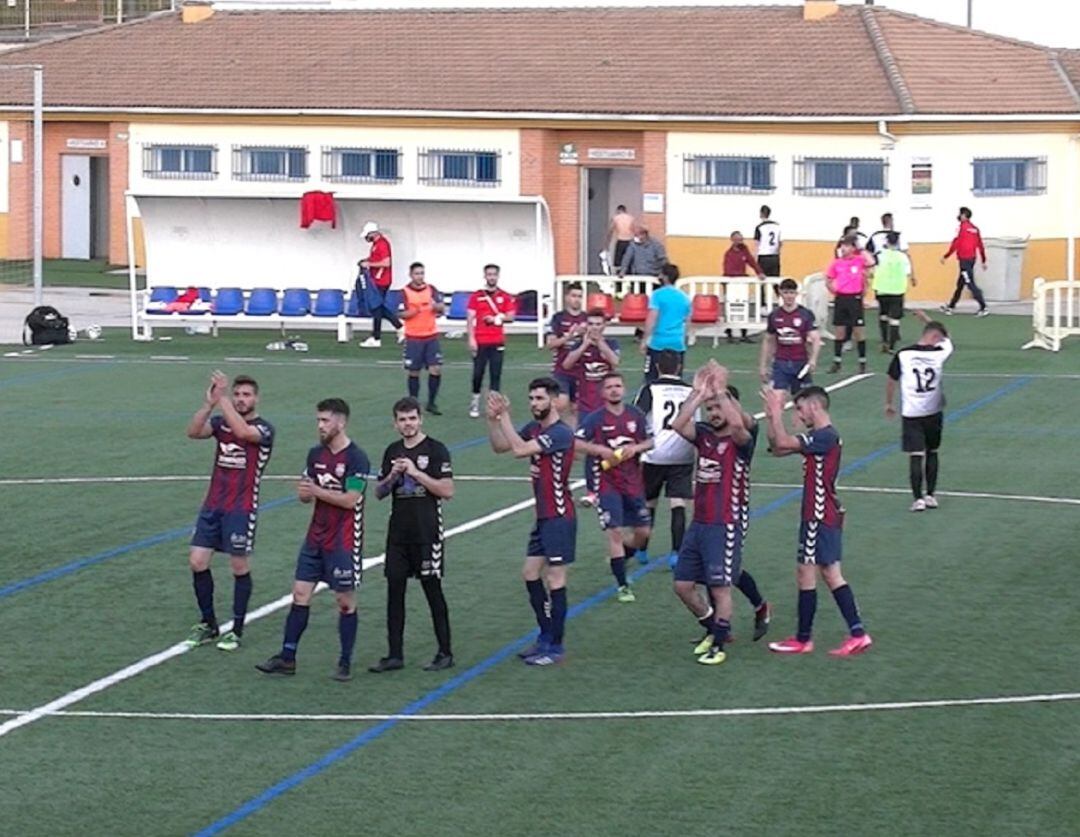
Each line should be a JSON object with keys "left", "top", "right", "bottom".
{"left": 184, "top": 371, "right": 274, "bottom": 652}
{"left": 257, "top": 398, "right": 370, "bottom": 680}
{"left": 487, "top": 378, "right": 576, "bottom": 667}
{"left": 762, "top": 386, "right": 872, "bottom": 657}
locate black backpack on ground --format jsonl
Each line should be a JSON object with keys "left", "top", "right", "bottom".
{"left": 23, "top": 305, "right": 72, "bottom": 346}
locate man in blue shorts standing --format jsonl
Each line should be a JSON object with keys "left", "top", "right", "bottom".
{"left": 762, "top": 386, "right": 872, "bottom": 656}
{"left": 184, "top": 371, "right": 274, "bottom": 652}
{"left": 574, "top": 372, "right": 653, "bottom": 602}
{"left": 642, "top": 263, "right": 690, "bottom": 384}
{"left": 256, "top": 398, "right": 370, "bottom": 680}
{"left": 546, "top": 282, "right": 587, "bottom": 427}
{"left": 487, "top": 378, "right": 576, "bottom": 667}
{"left": 670, "top": 362, "right": 754, "bottom": 666}
{"left": 759, "top": 278, "right": 821, "bottom": 394}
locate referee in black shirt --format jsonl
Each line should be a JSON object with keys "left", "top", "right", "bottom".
{"left": 371, "top": 397, "right": 455, "bottom": 672}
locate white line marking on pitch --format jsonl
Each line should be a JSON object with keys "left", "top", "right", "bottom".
{"left": 0, "top": 480, "right": 583, "bottom": 739}
{"left": 755, "top": 483, "right": 1080, "bottom": 507}
{"left": 0, "top": 474, "right": 532, "bottom": 486}
{"left": 1, "top": 692, "right": 1076, "bottom": 723}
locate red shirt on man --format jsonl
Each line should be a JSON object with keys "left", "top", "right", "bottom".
{"left": 943, "top": 220, "right": 986, "bottom": 263}
{"left": 368, "top": 235, "right": 393, "bottom": 289}
{"left": 723, "top": 245, "right": 763, "bottom": 277}
{"left": 467, "top": 288, "right": 516, "bottom": 346}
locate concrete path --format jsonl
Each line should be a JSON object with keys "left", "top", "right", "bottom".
{"left": 0, "top": 285, "right": 132, "bottom": 345}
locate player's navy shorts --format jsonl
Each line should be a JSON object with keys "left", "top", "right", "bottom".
{"left": 596, "top": 491, "right": 652, "bottom": 530}
{"left": 674, "top": 522, "right": 743, "bottom": 587}
{"left": 643, "top": 462, "right": 693, "bottom": 501}
{"left": 295, "top": 542, "right": 361, "bottom": 591}
{"left": 403, "top": 337, "right": 443, "bottom": 371}
{"left": 833, "top": 294, "right": 865, "bottom": 328}
{"left": 191, "top": 507, "right": 255, "bottom": 555}
{"left": 385, "top": 540, "right": 445, "bottom": 581}
{"left": 876, "top": 293, "right": 905, "bottom": 320}
{"left": 527, "top": 517, "right": 577, "bottom": 565}
{"left": 902, "top": 412, "right": 943, "bottom": 453}
{"left": 772, "top": 359, "right": 812, "bottom": 394}
{"left": 797, "top": 520, "right": 843, "bottom": 566}
{"left": 553, "top": 372, "right": 578, "bottom": 402}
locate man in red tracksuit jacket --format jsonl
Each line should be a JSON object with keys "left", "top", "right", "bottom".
{"left": 939, "top": 206, "right": 989, "bottom": 317}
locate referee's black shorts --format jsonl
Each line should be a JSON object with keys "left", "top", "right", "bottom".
{"left": 643, "top": 462, "right": 694, "bottom": 502}
{"left": 901, "top": 412, "right": 943, "bottom": 453}
{"left": 833, "top": 294, "right": 865, "bottom": 328}
{"left": 386, "top": 541, "right": 445, "bottom": 581}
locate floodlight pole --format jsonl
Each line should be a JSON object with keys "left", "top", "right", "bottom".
{"left": 33, "top": 65, "right": 43, "bottom": 306}
{"left": 967, "top": 0, "right": 973, "bottom": 29}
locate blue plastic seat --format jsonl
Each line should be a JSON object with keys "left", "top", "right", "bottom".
{"left": 447, "top": 290, "right": 471, "bottom": 320}
{"left": 213, "top": 287, "right": 245, "bottom": 316}
{"left": 148, "top": 287, "right": 178, "bottom": 304}
{"left": 245, "top": 287, "right": 279, "bottom": 316}
{"left": 313, "top": 289, "right": 345, "bottom": 317}
{"left": 197, "top": 287, "right": 213, "bottom": 302}
{"left": 281, "top": 288, "right": 311, "bottom": 316}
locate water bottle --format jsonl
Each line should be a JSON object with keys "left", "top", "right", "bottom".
{"left": 266, "top": 341, "right": 288, "bottom": 351}
{"left": 289, "top": 341, "right": 309, "bottom": 352}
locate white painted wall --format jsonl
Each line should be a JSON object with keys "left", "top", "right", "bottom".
{"left": 666, "top": 130, "right": 1078, "bottom": 243}
{"left": 128, "top": 123, "right": 521, "bottom": 199}
{"left": 0, "top": 121, "right": 9, "bottom": 214}
{"left": 136, "top": 195, "right": 551, "bottom": 294}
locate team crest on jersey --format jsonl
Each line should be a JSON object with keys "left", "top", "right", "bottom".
{"left": 627, "top": 420, "right": 637, "bottom": 433}
{"left": 417, "top": 455, "right": 429, "bottom": 469}
{"left": 793, "top": 318, "right": 802, "bottom": 327}
{"left": 335, "top": 463, "right": 345, "bottom": 477}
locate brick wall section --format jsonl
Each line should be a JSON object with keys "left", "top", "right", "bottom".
{"left": 6, "top": 121, "right": 31, "bottom": 260}
{"left": 520, "top": 128, "right": 667, "bottom": 276}
{"left": 108, "top": 122, "right": 129, "bottom": 265}
{"left": 41, "top": 121, "right": 109, "bottom": 258}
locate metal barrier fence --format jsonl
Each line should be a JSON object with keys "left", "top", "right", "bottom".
{"left": 1022, "top": 278, "right": 1080, "bottom": 352}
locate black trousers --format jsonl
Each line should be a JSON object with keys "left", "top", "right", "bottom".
{"left": 947, "top": 259, "right": 987, "bottom": 310}
{"left": 472, "top": 344, "right": 505, "bottom": 394}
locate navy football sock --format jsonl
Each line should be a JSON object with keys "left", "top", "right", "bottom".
{"left": 796, "top": 588, "right": 817, "bottom": 642}
{"left": 711, "top": 617, "right": 731, "bottom": 648}
{"left": 857, "top": 340, "right": 867, "bottom": 361}
{"left": 831, "top": 584, "right": 866, "bottom": 637}
{"left": 610, "top": 556, "right": 628, "bottom": 587}
{"left": 281, "top": 604, "right": 310, "bottom": 661}
{"left": 696, "top": 605, "right": 715, "bottom": 630}
{"left": 549, "top": 587, "right": 567, "bottom": 646}
{"left": 427, "top": 373, "right": 441, "bottom": 403}
{"left": 338, "top": 610, "right": 358, "bottom": 666}
{"left": 525, "top": 579, "right": 552, "bottom": 641}
{"left": 407, "top": 375, "right": 420, "bottom": 398}
{"left": 736, "top": 570, "right": 763, "bottom": 609}
{"left": 232, "top": 573, "right": 252, "bottom": 636}
{"left": 910, "top": 455, "right": 924, "bottom": 500}
{"left": 192, "top": 569, "right": 216, "bottom": 626}
{"left": 671, "top": 506, "right": 686, "bottom": 552}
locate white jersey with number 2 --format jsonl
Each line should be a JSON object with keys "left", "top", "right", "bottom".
{"left": 637, "top": 378, "right": 697, "bottom": 465}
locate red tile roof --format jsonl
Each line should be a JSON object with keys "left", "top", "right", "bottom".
{"left": 0, "top": 5, "right": 1077, "bottom": 117}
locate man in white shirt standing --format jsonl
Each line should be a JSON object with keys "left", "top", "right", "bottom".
{"left": 885, "top": 309, "right": 954, "bottom": 512}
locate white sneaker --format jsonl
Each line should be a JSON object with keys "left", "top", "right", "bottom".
{"left": 910, "top": 498, "right": 927, "bottom": 512}
{"left": 939, "top": 305, "right": 954, "bottom": 316}
{"left": 359, "top": 337, "right": 381, "bottom": 348}
{"left": 975, "top": 309, "right": 991, "bottom": 318}
{"left": 922, "top": 495, "right": 939, "bottom": 509}
{"left": 468, "top": 396, "right": 480, "bottom": 419}
{"left": 396, "top": 330, "right": 406, "bottom": 344}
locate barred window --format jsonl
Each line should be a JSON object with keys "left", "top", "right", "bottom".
{"left": 793, "top": 157, "right": 888, "bottom": 197}
{"left": 683, "top": 155, "right": 774, "bottom": 193}
{"left": 143, "top": 145, "right": 216, "bottom": 180}
{"left": 323, "top": 147, "right": 401, "bottom": 183}
{"left": 418, "top": 149, "right": 500, "bottom": 187}
{"left": 972, "top": 157, "right": 1046, "bottom": 196}
{"left": 233, "top": 146, "right": 308, "bottom": 181}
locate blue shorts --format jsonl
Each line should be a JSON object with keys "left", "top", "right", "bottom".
{"left": 772, "top": 359, "right": 812, "bottom": 394}
{"left": 797, "top": 520, "right": 843, "bottom": 566}
{"left": 526, "top": 517, "right": 577, "bottom": 565}
{"left": 674, "top": 522, "right": 743, "bottom": 587}
{"left": 596, "top": 491, "right": 652, "bottom": 530}
{"left": 190, "top": 507, "right": 256, "bottom": 555}
{"left": 295, "top": 542, "right": 361, "bottom": 591}
{"left": 553, "top": 372, "right": 578, "bottom": 402}
{"left": 403, "top": 337, "right": 443, "bottom": 371}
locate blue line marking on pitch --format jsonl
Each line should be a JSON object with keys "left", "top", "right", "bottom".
{"left": 194, "top": 375, "right": 1035, "bottom": 836}
{"left": 0, "top": 435, "right": 491, "bottom": 601}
